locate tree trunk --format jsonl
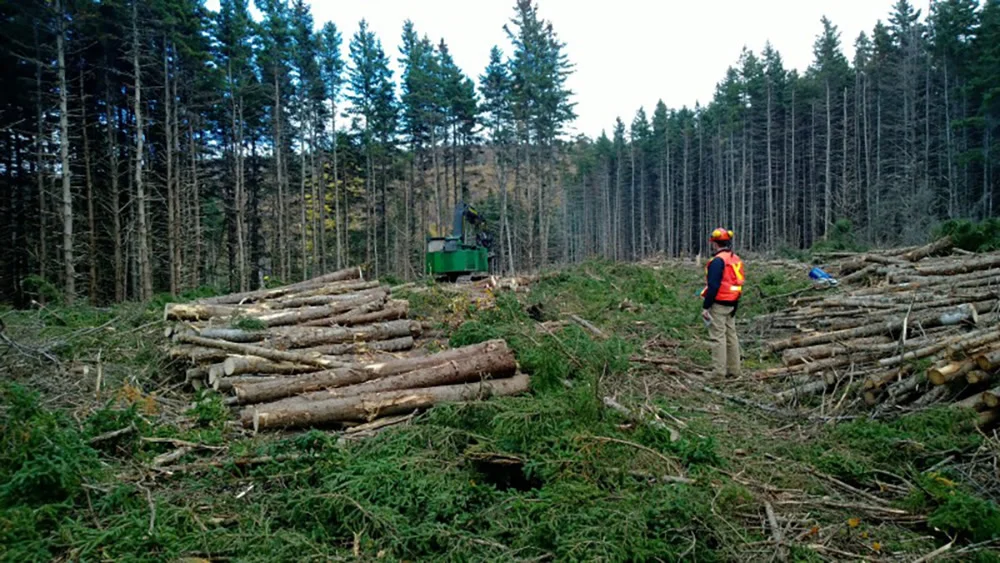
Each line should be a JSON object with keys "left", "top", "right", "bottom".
{"left": 189, "top": 121, "right": 201, "bottom": 288}
{"left": 824, "top": 79, "right": 832, "bottom": 239}
{"left": 332, "top": 101, "right": 342, "bottom": 270}
{"left": 274, "top": 73, "right": 287, "bottom": 282}
{"left": 80, "top": 69, "right": 97, "bottom": 303}
{"left": 57, "top": 0, "right": 74, "bottom": 303}
{"left": 35, "top": 25, "right": 47, "bottom": 286}
{"left": 766, "top": 78, "right": 774, "bottom": 249}
{"left": 165, "top": 44, "right": 178, "bottom": 296}
{"left": 106, "top": 81, "right": 124, "bottom": 302}
{"left": 133, "top": 1, "right": 152, "bottom": 301}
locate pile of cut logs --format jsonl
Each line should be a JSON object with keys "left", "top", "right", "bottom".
{"left": 756, "top": 238, "right": 1000, "bottom": 428}
{"left": 164, "top": 267, "right": 529, "bottom": 431}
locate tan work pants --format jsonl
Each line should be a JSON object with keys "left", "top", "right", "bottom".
{"left": 708, "top": 303, "right": 741, "bottom": 377}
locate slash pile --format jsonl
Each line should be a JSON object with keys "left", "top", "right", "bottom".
{"left": 756, "top": 237, "right": 1000, "bottom": 427}
{"left": 164, "top": 267, "right": 529, "bottom": 431}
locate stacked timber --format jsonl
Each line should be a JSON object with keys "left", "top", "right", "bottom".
{"left": 165, "top": 267, "right": 529, "bottom": 431}
{"left": 756, "top": 240, "right": 1000, "bottom": 427}
{"left": 234, "top": 340, "right": 527, "bottom": 432}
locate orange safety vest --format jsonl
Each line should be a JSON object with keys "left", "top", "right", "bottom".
{"left": 701, "top": 250, "right": 745, "bottom": 302}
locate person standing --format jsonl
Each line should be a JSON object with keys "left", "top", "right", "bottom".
{"left": 700, "top": 228, "right": 745, "bottom": 378}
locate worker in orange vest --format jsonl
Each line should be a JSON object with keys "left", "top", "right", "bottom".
{"left": 700, "top": 227, "right": 745, "bottom": 378}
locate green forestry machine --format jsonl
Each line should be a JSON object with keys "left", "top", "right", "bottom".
{"left": 425, "top": 202, "right": 494, "bottom": 282}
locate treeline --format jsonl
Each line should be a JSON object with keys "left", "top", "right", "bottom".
{"left": 1, "top": 0, "right": 998, "bottom": 306}
{"left": 565, "top": 0, "right": 1000, "bottom": 262}
{"left": 0, "top": 0, "right": 572, "bottom": 306}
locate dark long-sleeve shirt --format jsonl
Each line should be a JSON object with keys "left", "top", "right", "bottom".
{"left": 703, "top": 257, "right": 724, "bottom": 310}
{"left": 703, "top": 253, "right": 739, "bottom": 310}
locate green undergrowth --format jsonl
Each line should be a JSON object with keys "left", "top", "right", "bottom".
{"left": 3, "top": 258, "right": 998, "bottom": 560}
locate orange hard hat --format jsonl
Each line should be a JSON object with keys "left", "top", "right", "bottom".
{"left": 709, "top": 227, "right": 734, "bottom": 242}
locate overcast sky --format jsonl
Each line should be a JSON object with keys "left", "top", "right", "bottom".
{"left": 219, "top": 0, "right": 931, "bottom": 138}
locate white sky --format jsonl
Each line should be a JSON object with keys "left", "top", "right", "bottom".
{"left": 216, "top": 0, "right": 932, "bottom": 138}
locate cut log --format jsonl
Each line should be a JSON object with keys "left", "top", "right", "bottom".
{"left": 781, "top": 337, "right": 906, "bottom": 366}
{"left": 945, "top": 331, "right": 1000, "bottom": 360}
{"left": 915, "top": 254, "right": 1000, "bottom": 276}
{"left": 296, "top": 336, "right": 415, "bottom": 357}
{"left": 185, "top": 365, "right": 209, "bottom": 384}
{"left": 266, "top": 345, "right": 517, "bottom": 404}
{"left": 902, "top": 236, "right": 953, "bottom": 262}
{"left": 194, "top": 327, "right": 268, "bottom": 343}
{"left": 243, "top": 373, "right": 530, "bottom": 430}
{"left": 223, "top": 356, "right": 320, "bottom": 377}
{"left": 188, "top": 347, "right": 230, "bottom": 364}
{"left": 953, "top": 391, "right": 987, "bottom": 411}
{"left": 975, "top": 349, "right": 1000, "bottom": 371}
{"left": 774, "top": 372, "right": 839, "bottom": 404}
{"left": 214, "top": 375, "right": 278, "bottom": 393}
{"left": 200, "top": 267, "right": 363, "bottom": 304}
{"left": 911, "top": 384, "right": 952, "bottom": 408}
{"left": 328, "top": 303, "right": 409, "bottom": 326}
{"left": 232, "top": 340, "right": 510, "bottom": 404}
{"left": 178, "top": 320, "right": 419, "bottom": 349}
{"left": 252, "top": 293, "right": 388, "bottom": 327}
{"left": 839, "top": 264, "right": 879, "bottom": 285}
{"left": 928, "top": 359, "right": 977, "bottom": 386}
{"left": 966, "top": 370, "right": 995, "bottom": 386}
{"left": 164, "top": 302, "right": 266, "bottom": 322}
{"left": 265, "top": 320, "right": 419, "bottom": 348}
{"left": 982, "top": 386, "right": 1000, "bottom": 409}
{"left": 175, "top": 333, "right": 349, "bottom": 370}
{"left": 300, "top": 300, "right": 406, "bottom": 327}
{"left": 269, "top": 281, "right": 383, "bottom": 308}
{"left": 768, "top": 304, "right": 979, "bottom": 354}
{"left": 977, "top": 409, "right": 999, "bottom": 428}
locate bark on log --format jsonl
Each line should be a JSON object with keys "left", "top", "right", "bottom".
{"left": 252, "top": 293, "right": 387, "bottom": 327}
{"left": 175, "top": 333, "right": 349, "bottom": 369}
{"left": 911, "top": 384, "right": 952, "bottom": 408}
{"left": 781, "top": 337, "right": 893, "bottom": 366}
{"left": 265, "top": 345, "right": 517, "bottom": 405}
{"left": 768, "top": 304, "right": 979, "bottom": 354}
{"left": 945, "top": 331, "right": 1000, "bottom": 360}
{"left": 164, "top": 302, "right": 265, "bottom": 322}
{"left": 214, "top": 375, "right": 278, "bottom": 392}
{"left": 188, "top": 347, "right": 230, "bottom": 364}
{"left": 953, "top": 392, "right": 988, "bottom": 410}
{"left": 300, "top": 300, "right": 406, "bottom": 327}
{"left": 200, "top": 267, "right": 363, "bottom": 304}
{"left": 902, "top": 236, "right": 954, "bottom": 262}
{"left": 774, "top": 372, "right": 839, "bottom": 404}
{"left": 179, "top": 320, "right": 419, "bottom": 349}
{"left": 223, "top": 356, "right": 321, "bottom": 377}
{"left": 914, "top": 254, "right": 1000, "bottom": 276}
{"left": 243, "top": 373, "right": 530, "bottom": 430}
{"left": 263, "top": 320, "right": 419, "bottom": 348}
{"left": 879, "top": 329, "right": 984, "bottom": 368}
{"left": 270, "top": 281, "right": 383, "bottom": 308}
{"left": 194, "top": 327, "right": 268, "bottom": 343}
{"left": 185, "top": 366, "right": 209, "bottom": 384}
{"left": 232, "top": 340, "right": 509, "bottom": 404}
{"left": 296, "top": 336, "right": 415, "bottom": 357}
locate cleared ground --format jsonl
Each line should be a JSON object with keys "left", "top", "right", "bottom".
{"left": 1, "top": 259, "right": 998, "bottom": 562}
